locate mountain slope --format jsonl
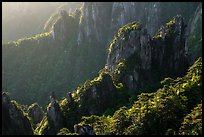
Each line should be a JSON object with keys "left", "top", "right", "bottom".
{"left": 2, "top": 11, "right": 80, "bottom": 106}
{"left": 34, "top": 15, "right": 202, "bottom": 135}
{"left": 77, "top": 57, "right": 202, "bottom": 135}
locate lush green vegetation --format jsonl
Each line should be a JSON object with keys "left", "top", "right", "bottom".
{"left": 77, "top": 57, "right": 202, "bottom": 135}
{"left": 56, "top": 128, "right": 78, "bottom": 135}
{"left": 34, "top": 40, "right": 202, "bottom": 134}
{"left": 2, "top": 9, "right": 94, "bottom": 107}
{"left": 179, "top": 103, "right": 202, "bottom": 135}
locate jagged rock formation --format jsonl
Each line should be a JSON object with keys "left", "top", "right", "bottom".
{"left": 107, "top": 15, "right": 188, "bottom": 91}
{"left": 35, "top": 97, "right": 64, "bottom": 135}
{"left": 46, "top": 98, "right": 63, "bottom": 134}
{"left": 2, "top": 93, "right": 33, "bottom": 135}
{"left": 28, "top": 103, "right": 44, "bottom": 126}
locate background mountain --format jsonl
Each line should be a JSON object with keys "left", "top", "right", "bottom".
{"left": 2, "top": 2, "right": 82, "bottom": 43}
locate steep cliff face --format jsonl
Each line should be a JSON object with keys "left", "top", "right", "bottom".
{"left": 75, "top": 2, "right": 163, "bottom": 83}
{"left": 186, "top": 3, "right": 202, "bottom": 65}
{"left": 78, "top": 2, "right": 161, "bottom": 48}
{"left": 77, "top": 2, "right": 113, "bottom": 46}
{"left": 107, "top": 15, "right": 188, "bottom": 91}
{"left": 110, "top": 2, "right": 161, "bottom": 38}
{"left": 187, "top": 4, "right": 202, "bottom": 34}
{"left": 2, "top": 93, "right": 33, "bottom": 135}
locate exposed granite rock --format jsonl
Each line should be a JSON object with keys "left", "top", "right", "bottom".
{"left": 151, "top": 15, "right": 188, "bottom": 76}
{"left": 107, "top": 22, "right": 149, "bottom": 73}
{"left": 78, "top": 2, "right": 161, "bottom": 48}
{"left": 77, "top": 2, "right": 113, "bottom": 46}
{"left": 2, "top": 93, "right": 33, "bottom": 135}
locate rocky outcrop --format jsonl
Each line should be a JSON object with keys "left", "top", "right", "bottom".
{"left": 52, "top": 10, "right": 69, "bottom": 41}
{"left": 107, "top": 15, "right": 188, "bottom": 91}
{"left": 51, "top": 9, "right": 78, "bottom": 43}
{"left": 46, "top": 97, "right": 63, "bottom": 134}
{"left": 2, "top": 92, "right": 33, "bottom": 135}
{"left": 28, "top": 103, "right": 44, "bottom": 126}
{"left": 151, "top": 15, "right": 188, "bottom": 76}
{"left": 107, "top": 22, "right": 150, "bottom": 73}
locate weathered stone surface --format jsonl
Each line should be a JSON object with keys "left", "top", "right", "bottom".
{"left": 78, "top": 2, "right": 161, "bottom": 48}
{"left": 77, "top": 2, "right": 113, "bottom": 46}
{"left": 107, "top": 15, "right": 188, "bottom": 91}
